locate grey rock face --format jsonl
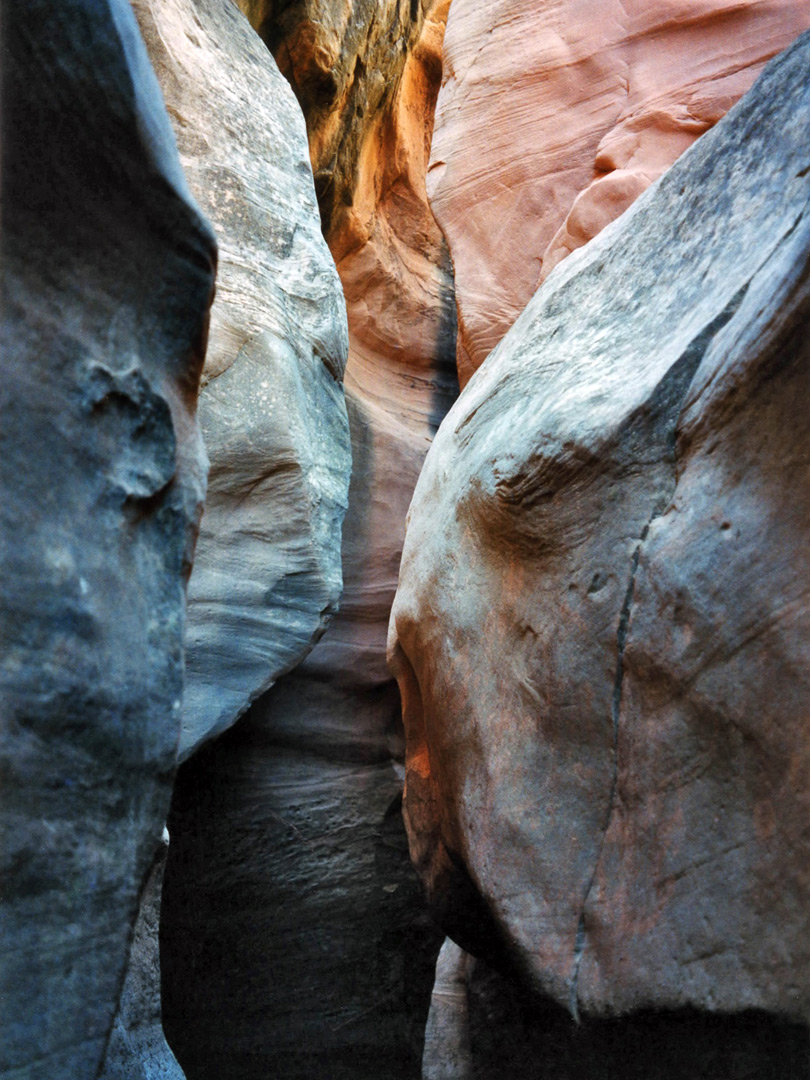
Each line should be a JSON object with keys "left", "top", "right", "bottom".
{"left": 422, "top": 939, "right": 474, "bottom": 1080}
{"left": 160, "top": 673, "right": 444, "bottom": 1080}
{"left": 390, "top": 30, "right": 810, "bottom": 1024}
{"left": 99, "top": 833, "right": 184, "bottom": 1080}
{"left": 131, "top": 0, "right": 351, "bottom": 759}
{"left": 0, "top": 1, "right": 216, "bottom": 1077}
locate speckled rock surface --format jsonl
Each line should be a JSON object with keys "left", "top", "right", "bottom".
{"left": 391, "top": 32, "right": 810, "bottom": 1026}
{"left": 131, "top": 0, "right": 351, "bottom": 758}
{"left": 0, "top": 2, "right": 215, "bottom": 1076}
{"left": 429, "top": 0, "right": 810, "bottom": 383}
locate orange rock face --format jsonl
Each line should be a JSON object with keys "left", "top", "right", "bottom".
{"left": 429, "top": 0, "right": 810, "bottom": 384}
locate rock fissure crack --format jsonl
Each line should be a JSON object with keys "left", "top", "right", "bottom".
{"left": 568, "top": 283, "right": 751, "bottom": 1019}
{"left": 569, "top": 517, "right": 650, "bottom": 1021}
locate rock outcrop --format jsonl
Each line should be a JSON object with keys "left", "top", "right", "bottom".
{"left": 421, "top": 939, "right": 474, "bottom": 1080}
{"left": 159, "top": 2, "right": 456, "bottom": 1077}
{"left": 98, "top": 833, "right": 183, "bottom": 1080}
{"left": 0, "top": 2, "right": 216, "bottom": 1077}
{"left": 391, "top": 30, "right": 810, "bottom": 1028}
{"left": 132, "top": 0, "right": 351, "bottom": 758}
{"left": 429, "top": 0, "right": 810, "bottom": 383}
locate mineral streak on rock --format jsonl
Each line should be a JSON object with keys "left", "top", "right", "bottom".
{"left": 131, "top": 0, "right": 352, "bottom": 758}
{"left": 390, "top": 31, "right": 810, "bottom": 1024}
{"left": 0, "top": 1, "right": 216, "bottom": 1077}
{"left": 429, "top": 0, "right": 810, "bottom": 384}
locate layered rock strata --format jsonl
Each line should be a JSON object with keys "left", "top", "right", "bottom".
{"left": 391, "top": 31, "right": 810, "bottom": 1025}
{"left": 0, "top": 2, "right": 216, "bottom": 1077}
{"left": 429, "top": 0, "right": 810, "bottom": 383}
{"left": 160, "top": 2, "right": 456, "bottom": 1077}
{"left": 132, "top": 0, "right": 351, "bottom": 758}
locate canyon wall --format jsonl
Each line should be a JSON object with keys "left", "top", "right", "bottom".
{"left": 132, "top": 0, "right": 351, "bottom": 759}
{"left": 429, "top": 0, "right": 810, "bottom": 384}
{"left": 390, "top": 28, "right": 810, "bottom": 1043}
{"left": 0, "top": 2, "right": 216, "bottom": 1077}
{"left": 157, "top": 2, "right": 456, "bottom": 1077}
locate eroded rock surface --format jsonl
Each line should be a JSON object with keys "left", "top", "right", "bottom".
{"left": 0, "top": 2, "right": 215, "bottom": 1076}
{"left": 99, "top": 832, "right": 183, "bottom": 1080}
{"left": 391, "top": 32, "right": 810, "bottom": 1025}
{"left": 159, "top": 2, "right": 455, "bottom": 1076}
{"left": 429, "top": 0, "right": 810, "bottom": 383}
{"left": 131, "top": 0, "right": 351, "bottom": 757}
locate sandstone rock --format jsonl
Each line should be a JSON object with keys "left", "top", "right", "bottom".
{"left": 98, "top": 832, "right": 184, "bottom": 1080}
{"left": 130, "top": 0, "right": 351, "bottom": 757}
{"left": 390, "top": 31, "right": 810, "bottom": 1026}
{"left": 158, "top": 3, "right": 456, "bottom": 1076}
{"left": 238, "top": 0, "right": 443, "bottom": 251}
{"left": 0, "top": 2, "right": 216, "bottom": 1076}
{"left": 162, "top": 700, "right": 444, "bottom": 1079}
{"left": 429, "top": 0, "right": 810, "bottom": 383}
{"left": 422, "top": 939, "right": 474, "bottom": 1080}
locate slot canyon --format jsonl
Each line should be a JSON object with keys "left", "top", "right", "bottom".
{"left": 2, "top": 1, "right": 810, "bottom": 1078}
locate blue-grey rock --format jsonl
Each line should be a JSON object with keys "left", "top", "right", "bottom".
{"left": 98, "top": 832, "right": 184, "bottom": 1080}
{"left": 0, "top": 1, "right": 216, "bottom": 1076}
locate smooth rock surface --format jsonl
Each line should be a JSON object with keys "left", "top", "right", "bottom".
{"left": 425, "top": 959, "right": 809, "bottom": 1079}
{"left": 390, "top": 32, "right": 810, "bottom": 1025}
{"left": 422, "top": 939, "right": 474, "bottom": 1080}
{"left": 0, "top": 2, "right": 216, "bottom": 1077}
{"left": 132, "top": 0, "right": 351, "bottom": 758}
{"left": 429, "top": 0, "right": 810, "bottom": 383}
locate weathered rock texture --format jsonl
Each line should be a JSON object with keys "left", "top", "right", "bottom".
{"left": 159, "top": 2, "right": 456, "bottom": 1077}
{"left": 0, "top": 2, "right": 216, "bottom": 1077}
{"left": 429, "top": 0, "right": 810, "bottom": 383}
{"left": 131, "top": 0, "right": 352, "bottom": 758}
{"left": 99, "top": 832, "right": 183, "bottom": 1080}
{"left": 391, "top": 31, "right": 810, "bottom": 1028}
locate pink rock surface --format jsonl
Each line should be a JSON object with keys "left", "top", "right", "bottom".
{"left": 429, "top": 0, "right": 810, "bottom": 384}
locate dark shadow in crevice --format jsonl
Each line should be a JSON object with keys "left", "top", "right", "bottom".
{"left": 465, "top": 959, "right": 809, "bottom": 1080}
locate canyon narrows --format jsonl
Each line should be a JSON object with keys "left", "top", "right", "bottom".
{"left": 2, "top": 1, "right": 810, "bottom": 1079}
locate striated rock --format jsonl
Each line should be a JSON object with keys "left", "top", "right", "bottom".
{"left": 429, "top": 0, "right": 810, "bottom": 383}
{"left": 0, "top": 2, "right": 216, "bottom": 1077}
{"left": 131, "top": 0, "right": 351, "bottom": 757}
{"left": 238, "top": 0, "right": 443, "bottom": 250}
{"left": 162, "top": 704, "right": 444, "bottom": 1079}
{"left": 390, "top": 32, "right": 810, "bottom": 1029}
{"left": 159, "top": 2, "right": 456, "bottom": 1077}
